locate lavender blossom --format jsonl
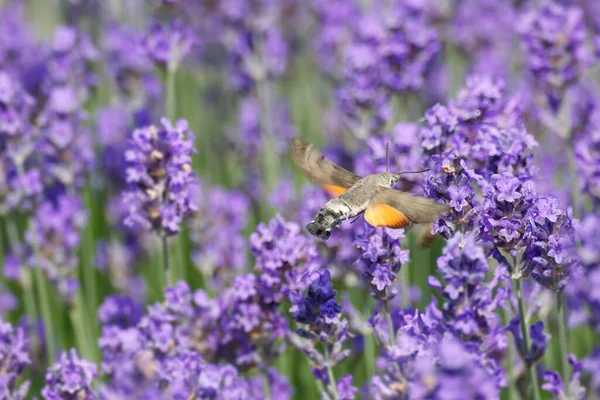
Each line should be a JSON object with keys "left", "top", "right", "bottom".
{"left": 98, "top": 281, "right": 292, "bottom": 398}
{"left": 123, "top": 118, "right": 198, "bottom": 236}
{"left": 542, "top": 354, "right": 586, "bottom": 399}
{"left": 370, "top": 334, "right": 500, "bottom": 399}
{"left": 189, "top": 183, "right": 249, "bottom": 286}
{"left": 519, "top": 2, "right": 593, "bottom": 112}
{"left": 0, "top": 322, "right": 30, "bottom": 400}
{"left": 104, "top": 25, "right": 160, "bottom": 101}
{"left": 0, "top": 69, "right": 40, "bottom": 214}
{"left": 379, "top": 3, "right": 440, "bottom": 92}
{"left": 479, "top": 173, "right": 537, "bottom": 257}
{"left": 25, "top": 194, "right": 87, "bottom": 301}
{"left": 38, "top": 25, "right": 97, "bottom": 189}
{"left": 567, "top": 214, "right": 600, "bottom": 332}
{"left": 42, "top": 349, "right": 97, "bottom": 400}
{"left": 250, "top": 214, "right": 322, "bottom": 302}
{"left": 508, "top": 318, "right": 550, "bottom": 366}
{"left": 522, "top": 195, "right": 577, "bottom": 292}
{"left": 353, "top": 226, "right": 410, "bottom": 301}
{"left": 142, "top": 20, "right": 196, "bottom": 71}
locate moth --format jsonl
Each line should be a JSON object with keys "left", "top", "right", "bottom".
{"left": 291, "top": 138, "right": 449, "bottom": 240}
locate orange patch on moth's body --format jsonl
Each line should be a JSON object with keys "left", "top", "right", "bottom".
{"left": 322, "top": 184, "right": 347, "bottom": 197}
{"left": 364, "top": 203, "right": 411, "bottom": 229}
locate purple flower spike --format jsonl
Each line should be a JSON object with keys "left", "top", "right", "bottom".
{"left": 523, "top": 195, "right": 577, "bottom": 291}
{"left": 123, "top": 118, "right": 198, "bottom": 236}
{"left": 519, "top": 2, "right": 593, "bottom": 113}
{"left": 143, "top": 20, "right": 196, "bottom": 70}
{"left": 42, "top": 349, "right": 97, "bottom": 400}
{"left": 354, "top": 225, "right": 409, "bottom": 301}
{"left": 0, "top": 322, "right": 30, "bottom": 400}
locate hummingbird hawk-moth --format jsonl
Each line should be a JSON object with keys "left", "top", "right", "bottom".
{"left": 291, "top": 138, "right": 449, "bottom": 240}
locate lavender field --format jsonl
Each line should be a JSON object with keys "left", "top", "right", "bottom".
{"left": 1, "top": 0, "right": 600, "bottom": 399}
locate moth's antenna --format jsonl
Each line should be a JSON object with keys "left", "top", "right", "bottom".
{"left": 385, "top": 143, "right": 390, "bottom": 172}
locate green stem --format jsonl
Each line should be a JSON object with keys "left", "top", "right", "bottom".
{"left": 176, "top": 232, "right": 187, "bottom": 285}
{"left": 82, "top": 187, "right": 98, "bottom": 336}
{"left": 70, "top": 290, "right": 98, "bottom": 363}
{"left": 22, "top": 270, "right": 39, "bottom": 322}
{"left": 162, "top": 236, "right": 173, "bottom": 289}
{"left": 557, "top": 292, "right": 570, "bottom": 397}
{"left": 262, "top": 371, "right": 271, "bottom": 399}
{"left": 363, "top": 299, "right": 376, "bottom": 378}
{"left": 383, "top": 301, "right": 396, "bottom": 346}
{"left": 32, "top": 253, "right": 56, "bottom": 365}
{"left": 325, "top": 347, "right": 339, "bottom": 400}
{"left": 166, "top": 66, "right": 177, "bottom": 121}
{"left": 514, "top": 279, "right": 541, "bottom": 400}
{"left": 567, "top": 145, "right": 579, "bottom": 219}
{"left": 503, "top": 308, "right": 521, "bottom": 400}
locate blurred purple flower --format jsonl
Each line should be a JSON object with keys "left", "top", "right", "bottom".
{"left": 98, "top": 295, "right": 144, "bottom": 329}
{"left": 0, "top": 321, "right": 30, "bottom": 400}
{"left": 0, "top": 69, "right": 40, "bottom": 214}
{"left": 143, "top": 20, "right": 196, "bottom": 70}
{"left": 42, "top": 349, "right": 97, "bottom": 400}
{"left": 542, "top": 354, "right": 586, "bottom": 399}
{"left": 190, "top": 183, "right": 249, "bottom": 286}
{"left": 337, "top": 374, "right": 357, "bottom": 399}
{"left": 379, "top": 3, "right": 440, "bottom": 92}
{"left": 23, "top": 194, "right": 87, "bottom": 301}
{"left": 519, "top": 2, "right": 593, "bottom": 113}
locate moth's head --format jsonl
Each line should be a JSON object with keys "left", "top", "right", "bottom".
{"left": 380, "top": 172, "right": 399, "bottom": 186}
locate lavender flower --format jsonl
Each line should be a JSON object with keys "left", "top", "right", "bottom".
{"left": 427, "top": 232, "right": 508, "bottom": 384}
{"left": 0, "top": 69, "right": 40, "bottom": 214}
{"left": 522, "top": 195, "right": 577, "bottom": 292}
{"left": 98, "top": 295, "right": 144, "bottom": 329}
{"left": 123, "top": 118, "right": 198, "bottom": 236}
{"left": 311, "top": 0, "right": 360, "bottom": 77}
{"left": 98, "top": 281, "right": 292, "bottom": 398}
{"left": 519, "top": 2, "right": 593, "bottom": 112}
{"left": 452, "top": 0, "right": 517, "bottom": 81}
{"left": 370, "top": 334, "right": 500, "bottom": 399}
{"left": 25, "top": 194, "right": 87, "bottom": 301}
{"left": 567, "top": 214, "right": 600, "bottom": 332}
{"left": 479, "top": 174, "right": 537, "bottom": 257}
{"left": 42, "top": 349, "right": 97, "bottom": 400}
{"left": 0, "top": 322, "right": 30, "bottom": 400}
{"left": 38, "top": 25, "right": 97, "bottom": 189}
{"left": 353, "top": 226, "right": 410, "bottom": 301}
{"left": 104, "top": 25, "right": 157, "bottom": 98}
{"left": 336, "top": 16, "right": 390, "bottom": 137}
{"left": 542, "top": 354, "right": 586, "bottom": 399}
{"left": 189, "top": 183, "right": 249, "bottom": 286}
{"left": 288, "top": 270, "right": 352, "bottom": 400}
{"left": 250, "top": 214, "right": 322, "bottom": 302}
{"left": 143, "top": 20, "right": 196, "bottom": 71}
{"left": 379, "top": 3, "right": 440, "bottom": 92}
{"left": 508, "top": 319, "right": 550, "bottom": 366}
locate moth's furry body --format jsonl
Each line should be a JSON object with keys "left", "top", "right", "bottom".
{"left": 306, "top": 173, "right": 396, "bottom": 239}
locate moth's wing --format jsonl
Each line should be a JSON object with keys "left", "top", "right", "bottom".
{"left": 291, "top": 138, "right": 361, "bottom": 197}
{"left": 364, "top": 187, "right": 450, "bottom": 229}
